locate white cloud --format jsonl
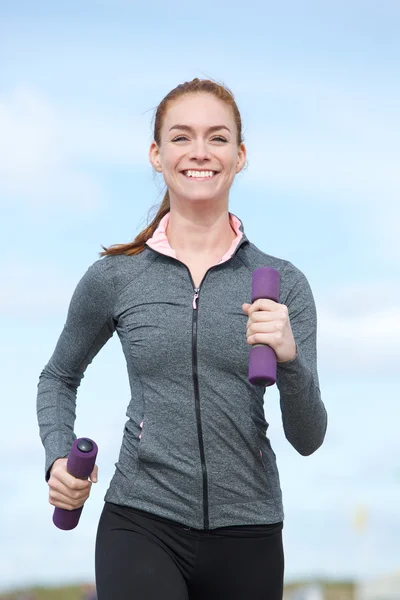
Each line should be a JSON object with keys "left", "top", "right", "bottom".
{"left": 0, "top": 87, "right": 106, "bottom": 210}
{"left": 247, "top": 134, "right": 399, "bottom": 205}
{"left": 241, "top": 74, "right": 400, "bottom": 207}
{"left": 57, "top": 109, "right": 151, "bottom": 167}
{"left": 0, "top": 257, "right": 77, "bottom": 317}
{"left": 319, "top": 307, "right": 400, "bottom": 372}
{"left": 0, "top": 86, "right": 151, "bottom": 210}
{"left": 316, "top": 282, "right": 400, "bottom": 373}
{"left": 238, "top": 76, "right": 400, "bottom": 260}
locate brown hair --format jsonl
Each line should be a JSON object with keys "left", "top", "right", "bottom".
{"left": 100, "top": 78, "right": 244, "bottom": 257}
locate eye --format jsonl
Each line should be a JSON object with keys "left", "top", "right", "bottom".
{"left": 171, "top": 135, "right": 228, "bottom": 143}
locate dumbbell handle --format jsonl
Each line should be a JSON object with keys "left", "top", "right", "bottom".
{"left": 53, "top": 438, "right": 98, "bottom": 531}
{"left": 248, "top": 268, "right": 280, "bottom": 386}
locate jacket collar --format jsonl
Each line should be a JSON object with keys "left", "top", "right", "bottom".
{"left": 145, "top": 211, "right": 248, "bottom": 265}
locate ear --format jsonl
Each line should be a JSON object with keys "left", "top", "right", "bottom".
{"left": 149, "top": 141, "right": 163, "bottom": 172}
{"left": 235, "top": 143, "right": 247, "bottom": 174}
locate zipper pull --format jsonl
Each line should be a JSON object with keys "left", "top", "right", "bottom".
{"left": 192, "top": 288, "right": 200, "bottom": 309}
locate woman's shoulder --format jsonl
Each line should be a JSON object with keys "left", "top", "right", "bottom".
{"left": 81, "top": 254, "right": 116, "bottom": 283}
{"left": 83, "top": 249, "right": 154, "bottom": 292}
{"left": 242, "top": 242, "right": 314, "bottom": 304}
{"left": 243, "top": 241, "right": 306, "bottom": 280}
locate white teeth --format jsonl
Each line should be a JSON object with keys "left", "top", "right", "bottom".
{"left": 185, "top": 170, "right": 215, "bottom": 178}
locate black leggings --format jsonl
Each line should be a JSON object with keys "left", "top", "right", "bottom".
{"left": 95, "top": 502, "right": 284, "bottom": 599}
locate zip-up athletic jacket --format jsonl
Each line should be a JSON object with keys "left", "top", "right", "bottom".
{"left": 37, "top": 211, "right": 327, "bottom": 530}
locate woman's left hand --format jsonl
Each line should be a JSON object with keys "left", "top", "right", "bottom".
{"left": 242, "top": 300, "right": 297, "bottom": 363}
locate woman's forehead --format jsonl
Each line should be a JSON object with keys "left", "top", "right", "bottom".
{"left": 163, "top": 94, "right": 234, "bottom": 126}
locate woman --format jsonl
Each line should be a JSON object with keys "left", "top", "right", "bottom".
{"left": 37, "top": 78, "right": 328, "bottom": 599}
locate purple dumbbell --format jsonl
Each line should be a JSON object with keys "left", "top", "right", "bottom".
{"left": 248, "top": 267, "right": 280, "bottom": 386}
{"left": 53, "top": 438, "right": 98, "bottom": 531}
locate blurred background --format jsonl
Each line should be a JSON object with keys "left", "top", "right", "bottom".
{"left": 1, "top": 0, "right": 399, "bottom": 598}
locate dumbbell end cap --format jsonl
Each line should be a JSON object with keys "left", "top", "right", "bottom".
{"left": 77, "top": 438, "right": 94, "bottom": 453}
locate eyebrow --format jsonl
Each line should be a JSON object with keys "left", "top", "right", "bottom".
{"left": 168, "top": 124, "right": 231, "bottom": 134}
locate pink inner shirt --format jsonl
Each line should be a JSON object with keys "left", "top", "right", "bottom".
{"left": 145, "top": 212, "right": 243, "bottom": 265}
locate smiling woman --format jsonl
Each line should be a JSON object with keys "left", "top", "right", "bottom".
{"left": 37, "top": 77, "right": 327, "bottom": 600}
{"left": 100, "top": 78, "right": 248, "bottom": 289}
{"left": 148, "top": 90, "right": 247, "bottom": 265}
{"left": 100, "top": 78, "right": 246, "bottom": 261}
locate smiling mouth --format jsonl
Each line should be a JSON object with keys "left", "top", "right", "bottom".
{"left": 181, "top": 170, "right": 218, "bottom": 179}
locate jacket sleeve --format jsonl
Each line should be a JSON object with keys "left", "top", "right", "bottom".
{"left": 36, "top": 257, "right": 116, "bottom": 481}
{"left": 276, "top": 261, "right": 327, "bottom": 455}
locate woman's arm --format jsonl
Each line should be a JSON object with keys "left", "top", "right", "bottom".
{"left": 36, "top": 257, "right": 116, "bottom": 481}
{"left": 276, "top": 262, "right": 327, "bottom": 455}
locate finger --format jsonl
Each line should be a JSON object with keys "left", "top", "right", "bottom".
{"left": 90, "top": 464, "right": 98, "bottom": 483}
{"left": 247, "top": 321, "right": 281, "bottom": 338}
{"left": 247, "top": 320, "right": 279, "bottom": 332}
{"left": 247, "top": 331, "right": 282, "bottom": 347}
{"left": 49, "top": 491, "right": 88, "bottom": 509}
{"left": 49, "top": 493, "right": 87, "bottom": 511}
{"left": 49, "top": 477, "right": 92, "bottom": 499}
{"left": 60, "top": 471, "right": 93, "bottom": 490}
{"left": 49, "top": 488, "right": 89, "bottom": 509}
{"left": 248, "top": 310, "right": 280, "bottom": 324}
{"left": 247, "top": 299, "right": 279, "bottom": 314}
{"left": 51, "top": 463, "right": 92, "bottom": 490}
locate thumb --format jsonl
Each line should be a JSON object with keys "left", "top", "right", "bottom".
{"left": 90, "top": 464, "right": 98, "bottom": 483}
{"left": 242, "top": 303, "right": 251, "bottom": 311}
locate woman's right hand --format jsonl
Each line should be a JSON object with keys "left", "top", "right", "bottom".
{"left": 48, "top": 457, "right": 98, "bottom": 511}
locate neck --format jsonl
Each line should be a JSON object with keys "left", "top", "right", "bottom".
{"left": 166, "top": 206, "right": 236, "bottom": 256}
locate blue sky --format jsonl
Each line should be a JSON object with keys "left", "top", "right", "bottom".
{"left": 1, "top": 0, "right": 399, "bottom": 593}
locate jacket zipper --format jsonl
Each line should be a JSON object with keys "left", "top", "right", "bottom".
{"left": 191, "top": 284, "right": 209, "bottom": 529}
{"left": 145, "top": 236, "right": 249, "bottom": 530}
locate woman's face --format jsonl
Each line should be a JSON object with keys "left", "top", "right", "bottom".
{"left": 149, "top": 93, "right": 246, "bottom": 206}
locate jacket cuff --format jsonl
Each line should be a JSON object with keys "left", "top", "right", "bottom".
{"left": 44, "top": 431, "right": 75, "bottom": 482}
{"left": 276, "top": 346, "right": 313, "bottom": 395}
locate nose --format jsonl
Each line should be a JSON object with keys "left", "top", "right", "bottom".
{"left": 188, "top": 138, "right": 211, "bottom": 162}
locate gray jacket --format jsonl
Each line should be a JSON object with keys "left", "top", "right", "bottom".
{"left": 37, "top": 212, "right": 327, "bottom": 530}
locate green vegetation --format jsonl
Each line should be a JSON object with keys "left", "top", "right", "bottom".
{"left": 285, "top": 580, "right": 355, "bottom": 600}
{"left": 0, "top": 580, "right": 354, "bottom": 600}
{"left": 0, "top": 580, "right": 356, "bottom": 600}
{"left": 0, "top": 584, "right": 95, "bottom": 600}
